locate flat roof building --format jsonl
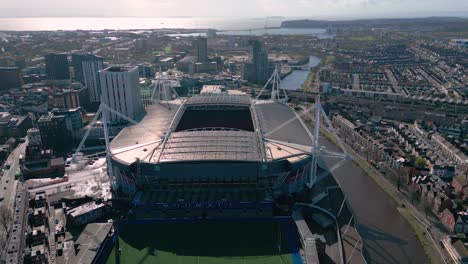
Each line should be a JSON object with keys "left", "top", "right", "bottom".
{"left": 0, "top": 67, "right": 23, "bottom": 91}
{"left": 99, "top": 66, "right": 144, "bottom": 123}
{"left": 45, "top": 53, "right": 70, "bottom": 81}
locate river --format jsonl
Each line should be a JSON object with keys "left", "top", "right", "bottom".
{"left": 318, "top": 134, "right": 429, "bottom": 264}
{"left": 281, "top": 56, "right": 321, "bottom": 91}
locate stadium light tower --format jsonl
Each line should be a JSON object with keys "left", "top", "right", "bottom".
{"left": 150, "top": 66, "right": 179, "bottom": 108}
{"left": 72, "top": 98, "right": 167, "bottom": 195}
{"left": 259, "top": 91, "right": 352, "bottom": 190}
{"left": 306, "top": 95, "right": 352, "bottom": 187}
{"left": 256, "top": 65, "right": 289, "bottom": 103}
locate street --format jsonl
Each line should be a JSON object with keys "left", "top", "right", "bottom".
{"left": 0, "top": 140, "right": 27, "bottom": 213}
{"left": 0, "top": 140, "right": 28, "bottom": 260}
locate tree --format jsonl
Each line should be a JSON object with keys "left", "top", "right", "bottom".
{"left": 0, "top": 204, "right": 12, "bottom": 259}
{"left": 408, "top": 183, "right": 420, "bottom": 205}
{"left": 419, "top": 197, "right": 432, "bottom": 219}
{"left": 0, "top": 205, "right": 11, "bottom": 233}
{"left": 414, "top": 157, "right": 426, "bottom": 168}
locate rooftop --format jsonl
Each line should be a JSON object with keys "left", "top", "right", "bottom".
{"left": 103, "top": 66, "right": 138, "bottom": 73}
{"left": 72, "top": 223, "right": 112, "bottom": 264}
{"left": 110, "top": 94, "right": 313, "bottom": 165}
{"left": 67, "top": 202, "right": 105, "bottom": 218}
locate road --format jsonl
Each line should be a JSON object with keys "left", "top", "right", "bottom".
{"left": 0, "top": 141, "right": 27, "bottom": 261}
{"left": 0, "top": 141, "right": 27, "bottom": 210}
{"left": 318, "top": 134, "right": 430, "bottom": 264}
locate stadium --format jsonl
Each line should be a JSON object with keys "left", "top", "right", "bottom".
{"left": 108, "top": 91, "right": 315, "bottom": 218}
{"left": 101, "top": 90, "right": 348, "bottom": 264}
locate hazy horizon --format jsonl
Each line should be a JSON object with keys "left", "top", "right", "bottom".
{"left": 2, "top": 0, "right": 468, "bottom": 19}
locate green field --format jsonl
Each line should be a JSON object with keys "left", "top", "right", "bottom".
{"left": 348, "top": 35, "right": 376, "bottom": 41}
{"left": 106, "top": 222, "right": 294, "bottom": 264}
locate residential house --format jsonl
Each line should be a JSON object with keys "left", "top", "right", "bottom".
{"left": 453, "top": 176, "right": 468, "bottom": 198}
{"left": 440, "top": 208, "right": 456, "bottom": 232}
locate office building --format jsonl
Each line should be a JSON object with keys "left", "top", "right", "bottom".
{"left": 83, "top": 58, "right": 104, "bottom": 103}
{"left": 27, "top": 128, "right": 42, "bottom": 146}
{"left": 38, "top": 113, "right": 68, "bottom": 153}
{"left": 44, "top": 53, "right": 70, "bottom": 80}
{"left": 72, "top": 53, "right": 103, "bottom": 84}
{"left": 134, "top": 39, "right": 149, "bottom": 51}
{"left": 137, "top": 63, "right": 153, "bottom": 78}
{"left": 241, "top": 63, "right": 255, "bottom": 83}
{"left": 38, "top": 108, "right": 83, "bottom": 153}
{"left": 52, "top": 108, "right": 83, "bottom": 142}
{"left": 0, "top": 67, "right": 24, "bottom": 91}
{"left": 99, "top": 66, "right": 144, "bottom": 122}
{"left": 193, "top": 37, "right": 208, "bottom": 63}
{"left": 63, "top": 87, "right": 89, "bottom": 110}
{"left": 250, "top": 40, "right": 269, "bottom": 85}
{"left": 0, "top": 113, "right": 32, "bottom": 139}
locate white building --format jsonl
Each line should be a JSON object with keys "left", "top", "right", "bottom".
{"left": 83, "top": 59, "right": 104, "bottom": 103}
{"left": 99, "top": 66, "right": 143, "bottom": 122}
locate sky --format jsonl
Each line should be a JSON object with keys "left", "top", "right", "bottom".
{"left": 1, "top": 0, "right": 468, "bottom": 19}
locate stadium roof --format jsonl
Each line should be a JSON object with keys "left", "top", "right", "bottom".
{"left": 185, "top": 93, "right": 251, "bottom": 106}
{"left": 110, "top": 94, "right": 313, "bottom": 165}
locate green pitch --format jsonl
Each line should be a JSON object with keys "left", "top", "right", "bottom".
{"left": 106, "top": 222, "right": 294, "bottom": 264}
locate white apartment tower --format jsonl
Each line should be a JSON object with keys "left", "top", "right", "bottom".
{"left": 83, "top": 59, "right": 104, "bottom": 103}
{"left": 99, "top": 66, "right": 144, "bottom": 122}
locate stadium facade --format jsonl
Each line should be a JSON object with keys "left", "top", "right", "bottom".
{"left": 108, "top": 92, "right": 314, "bottom": 218}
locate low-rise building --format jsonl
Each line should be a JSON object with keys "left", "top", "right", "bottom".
{"left": 38, "top": 108, "right": 83, "bottom": 153}
{"left": 455, "top": 213, "right": 468, "bottom": 234}
{"left": 453, "top": 176, "right": 468, "bottom": 198}
{"left": 440, "top": 208, "right": 456, "bottom": 232}
{"left": 0, "top": 113, "right": 32, "bottom": 139}
{"left": 66, "top": 202, "right": 107, "bottom": 226}
{"left": 432, "top": 132, "right": 468, "bottom": 166}
{"left": 71, "top": 223, "right": 113, "bottom": 264}
{"left": 22, "top": 145, "right": 65, "bottom": 179}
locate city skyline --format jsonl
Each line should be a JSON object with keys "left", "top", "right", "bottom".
{"left": 1, "top": 0, "right": 468, "bottom": 19}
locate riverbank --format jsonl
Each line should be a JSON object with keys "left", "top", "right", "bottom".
{"left": 320, "top": 128, "right": 445, "bottom": 264}
{"left": 281, "top": 56, "right": 322, "bottom": 91}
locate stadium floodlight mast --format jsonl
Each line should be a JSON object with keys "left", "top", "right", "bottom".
{"left": 256, "top": 64, "right": 289, "bottom": 103}
{"left": 72, "top": 97, "right": 168, "bottom": 193}
{"left": 306, "top": 95, "right": 352, "bottom": 188}
{"left": 150, "top": 66, "right": 179, "bottom": 109}
{"left": 258, "top": 67, "right": 352, "bottom": 189}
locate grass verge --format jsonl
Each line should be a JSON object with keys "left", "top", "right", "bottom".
{"left": 303, "top": 55, "right": 335, "bottom": 92}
